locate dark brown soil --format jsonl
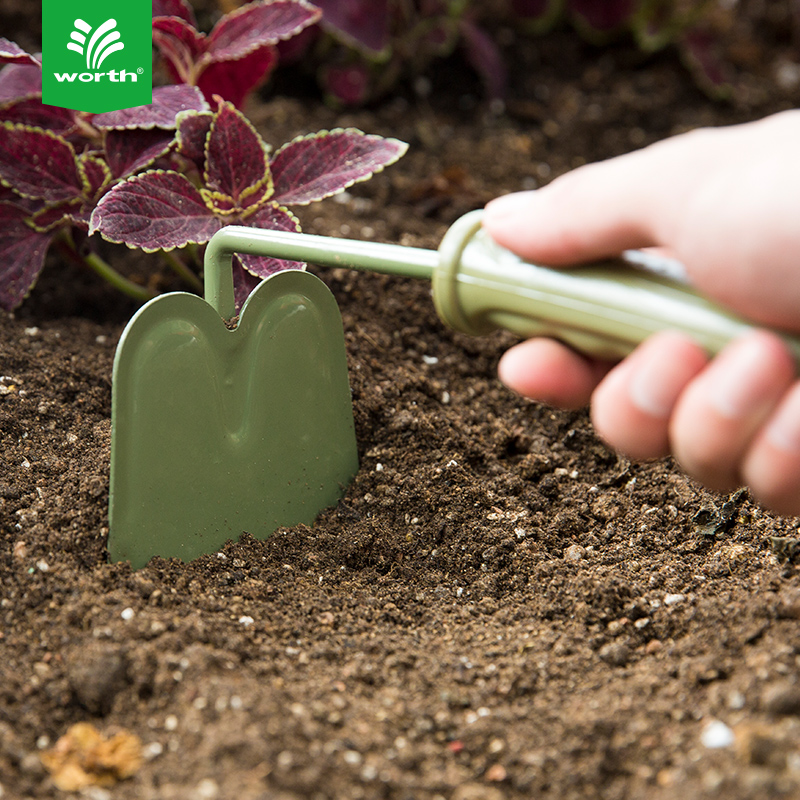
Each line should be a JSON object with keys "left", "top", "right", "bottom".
{"left": 3, "top": 4, "right": 800, "bottom": 799}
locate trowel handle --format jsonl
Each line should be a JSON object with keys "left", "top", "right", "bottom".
{"left": 436, "top": 211, "right": 800, "bottom": 363}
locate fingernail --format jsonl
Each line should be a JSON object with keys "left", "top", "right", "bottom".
{"left": 766, "top": 385, "right": 800, "bottom": 454}
{"left": 484, "top": 191, "right": 540, "bottom": 229}
{"left": 628, "top": 356, "right": 682, "bottom": 419}
{"left": 710, "top": 335, "right": 777, "bottom": 419}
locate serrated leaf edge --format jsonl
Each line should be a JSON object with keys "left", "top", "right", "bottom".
{"left": 29, "top": 202, "right": 77, "bottom": 233}
{"left": 0, "top": 40, "right": 42, "bottom": 67}
{"left": 103, "top": 131, "right": 176, "bottom": 180}
{"left": 200, "top": 187, "right": 238, "bottom": 215}
{"left": 77, "top": 153, "right": 113, "bottom": 199}
{"left": 202, "top": 102, "right": 273, "bottom": 199}
{"left": 0, "top": 92, "right": 44, "bottom": 110}
{"left": 271, "top": 127, "right": 408, "bottom": 206}
{"left": 0, "top": 120, "right": 81, "bottom": 200}
{"left": 175, "top": 109, "right": 214, "bottom": 157}
{"left": 206, "top": 0, "right": 322, "bottom": 59}
{"left": 239, "top": 175, "right": 273, "bottom": 209}
{"left": 237, "top": 202, "right": 303, "bottom": 277}
{"left": 152, "top": 0, "right": 198, "bottom": 28}
{"left": 92, "top": 86, "right": 209, "bottom": 131}
{"left": 89, "top": 168, "right": 218, "bottom": 252}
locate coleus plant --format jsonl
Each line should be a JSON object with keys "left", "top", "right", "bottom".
{"left": 0, "top": 0, "right": 407, "bottom": 312}
{"left": 512, "top": 0, "right": 713, "bottom": 45}
{"left": 511, "top": 0, "right": 729, "bottom": 96}
{"left": 151, "top": 0, "right": 321, "bottom": 108}
{"left": 0, "top": 37, "right": 211, "bottom": 311}
{"left": 276, "top": 0, "right": 508, "bottom": 106}
{"left": 90, "top": 100, "right": 407, "bottom": 309}
{"left": 284, "top": 0, "right": 727, "bottom": 104}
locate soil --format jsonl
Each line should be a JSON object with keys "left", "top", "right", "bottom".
{"left": 3, "top": 4, "right": 800, "bottom": 799}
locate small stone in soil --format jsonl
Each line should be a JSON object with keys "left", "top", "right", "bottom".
{"left": 564, "top": 544, "right": 585, "bottom": 562}
{"left": 452, "top": 783, "right": 505, "bottom": 800}
{"left": 762, "top": 683, "right": 800, "bottom": 716}
{"left": 598, "top": 642, "right": 631, "bottom": 667}
{"left": 700, "top": 720, "right": 734, "bottom": 749}
{"left": 67, "top": 645, "right": 129, "bottom": 715}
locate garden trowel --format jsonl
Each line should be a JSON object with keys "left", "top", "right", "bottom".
{"left": 110, "top": 210, "right": 800, "bottom": 569}
{"left": 109, "top": 237, "right": 358, "bottom": 569}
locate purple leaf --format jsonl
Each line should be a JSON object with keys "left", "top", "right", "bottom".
{"left": 0, "top": 123, "right": 83, "bottom": 202}
{"left": 204, "top": 102, "right": 271, "bottom": 203}
{"left": 30, "top": 201, "right": 80, "bottom": 233}
{"left": 459, "top": 20, "right": 507, "bottom": 100}
{"left": 0, "top": 184, "right": 38, "bottom": 212}
{"left": 0, "top": 202, "right": 54, "bottom": 311}
{"left": 104, "top": 128, "right": 176, "bottom": 178}
{"left": 422, "top": 20, "right": 458, "bottom": 56}
{"left": 0, "top": 39, "right": 41, "bottom": 67}
{"left": 68, "top": 207, "right": 94, "bottom": 231}
{"left": 152, "top": 0, "right": 198, "bottom": 27}
{"left": 0, "top": 98, "right": 77, "bottom": 135}
{"left": 680, "top": 29, "right": 733, "bottom": 99}
{"left": 233, "top": 202, "right": 304, "bottom": 310}
{"left": 152, "top": 16, "right": 207, "bottom": 83}
{"left": 320, "top": 63, "right": 372, "bottom": 107}
{"left": 152, "top": 2, "right": 320, "bottom": 107}
{"left": 271, "top": 128, "right": 407, "bottom": 205}
{"left": 176, "top": 110, "right": 214, "bottom": 166}
{"left": 199, "top": 188, "right": 237, "bottom": 215}
{"left": 275, "top": 24, "right": 319, "bottom": 63}
{"left": 90, "top": 170, "right": 221, "bottom": 251}
{"left": 511, "top": 0, "right": 564, "bottom": 33}
{"left": 237, "top": 203, "right": 302, "bottom": 276}
{"left": 196, "top": 46, "right": 278, "bottom": 108}
{"left": 92, "top": 85, "right": 208, "bottom": 130}
{"left": 206, "top": 0, "right": 322, "bottom": 62}
{"left": 568, "top": 0, "right": 636, "bottom": 33}
{"left": 631, "top": 1, "right": 673, "bottom": 50}
{"left": 232, "top": 263, "right": 261, "bottom": 311}
{"left": 0, "top": 63, "right": 42, "bottom": 103}
{"left": 313, "top": 0, "right": 390, "bottom": 54}
{"left": 78, "top": 153, "right": 112, "bottom": 199}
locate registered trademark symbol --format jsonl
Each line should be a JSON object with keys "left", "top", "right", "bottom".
{"left": 137, "top": 67, "right": 143, "bottom": 74}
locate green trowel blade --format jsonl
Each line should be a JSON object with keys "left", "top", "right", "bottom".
{"left": 108, "top": 270, "right": 358, "bottom": 569}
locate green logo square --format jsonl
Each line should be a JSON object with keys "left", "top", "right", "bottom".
{"left": 42, "top": 0, "right": 152, "bottom": 113}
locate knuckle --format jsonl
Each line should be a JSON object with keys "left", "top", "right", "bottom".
{"left": 672, "top": 430, "right": 738, "bottom": 494}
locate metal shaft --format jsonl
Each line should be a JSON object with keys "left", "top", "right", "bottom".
{"left": 204, "top": 225, "right": 437, "bottom": 318}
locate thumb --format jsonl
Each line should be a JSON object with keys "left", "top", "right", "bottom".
{"left": 482, "top": 148, "right": 679, "bottom": 265}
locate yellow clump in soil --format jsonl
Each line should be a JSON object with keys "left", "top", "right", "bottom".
{"left": 40, "top": 722, "right": 143, "bottom": 791}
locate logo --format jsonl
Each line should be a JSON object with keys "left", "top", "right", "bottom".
{"left": 67, "top": 18, "right": 125, "bottom": 71}
{"left": 42, "top": 0, "right": 152, "bottom": 113}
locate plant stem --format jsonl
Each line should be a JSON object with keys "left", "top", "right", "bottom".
{"left": 56, "top": 232, "right": 156, "bottom": 303}
{"left": 83, "top": 250, "right": 157, "bottom": 303}
{"left": 162, "top": 249, "right": 203, "bottom": 292}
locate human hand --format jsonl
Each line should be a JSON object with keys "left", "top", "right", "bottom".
{"left": 482, "top": 110, "right": 800, "bottom": 515}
